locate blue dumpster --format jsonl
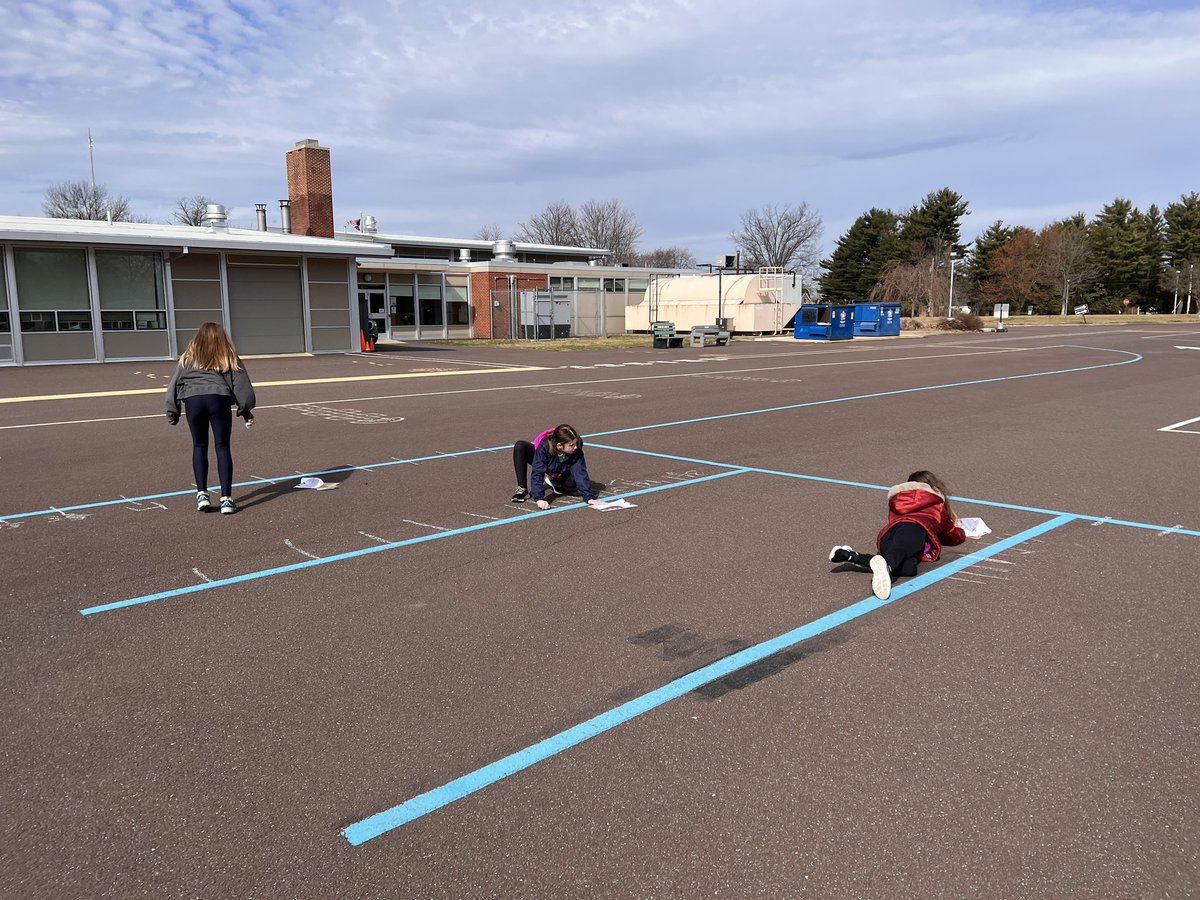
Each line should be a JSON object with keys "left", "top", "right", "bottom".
{"left": 794, "top": 304, "right": 854, "bottom": 341}
{"left": 851, "top": 301, "right": 901, "bottom": 336}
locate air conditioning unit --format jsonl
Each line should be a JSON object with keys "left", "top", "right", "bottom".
{"left": 716, "top": 254, "right": 736, "bottom": 268}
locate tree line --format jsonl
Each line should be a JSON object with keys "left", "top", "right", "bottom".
{"left": 46, "top": 176, "right": 1196, "bottom": 315}
{"left": 820, "top": 188, "right": 1200, "bottom": 315}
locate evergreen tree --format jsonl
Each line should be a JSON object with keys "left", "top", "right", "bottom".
{"left": 1165, "top": 192, "right": 1200, "bottom": 263}
{"left": 1087, "top": 198, "right": 1148, "bottom": 311}
{"left": 898, "top": 187, "right": 970, "bottom": 261}
{"left": 1138, "top": 205, "right": 1168, "bottom": 310}
{"left": 818, "top": 208, "right": 901, "bottom": 301}
{"left": 1165, "top": 193, "right": 1200, "bottom": 311}
{"left": 964, "top": 220, "right": 1018, "bottom": 304}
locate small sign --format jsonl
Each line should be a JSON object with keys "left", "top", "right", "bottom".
{"left": 992, "top": 304, "right": 1010, "bottom": 317}
{"left": 1074, "top": 304, "right": 1090, "bottom": 316}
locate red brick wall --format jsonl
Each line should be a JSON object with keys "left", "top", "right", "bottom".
{"left": 470, "top": 271, "right": 548, "bottom": 339}
{"left": 286, "top": 141, "right": 334, "bottom": 238}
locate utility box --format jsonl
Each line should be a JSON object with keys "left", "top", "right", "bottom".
{"left": 794, "top": 304, "right": 854, "bottom": 341}
{"left": 851, "top": 301, "right": 901, "bottom": 336}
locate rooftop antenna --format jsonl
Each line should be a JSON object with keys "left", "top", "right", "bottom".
{"left": 88, "top": 128, "right": 96, "bottom": 190}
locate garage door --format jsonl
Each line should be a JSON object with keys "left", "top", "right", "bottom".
{"left": 227, "top": 262, "right": 303, "bottom": 355}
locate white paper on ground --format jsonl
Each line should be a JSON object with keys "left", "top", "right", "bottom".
{"left": 296, "top": 476, "right": 325, "bottom": 489}
{"left": 958, "top": 517, "right": 991, "bottom": 539}
{"left": 591, "top": 498, "right": 636, "bottom": 511}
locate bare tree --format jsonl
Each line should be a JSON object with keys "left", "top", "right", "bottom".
{"left": 42, "top": 180, "right": 136, "bottom": 221}
{"left": 873, "top": 255, "right": 940, "bottom": 316}
{"left": 731, "top": 202, "right": 824, "bottom": 272}
{"left": 474, "top": 224, "right": 505, "bottom": 241}
{"left": 171, "top": 195, "right": 215, "bottom": 226}
{"left": 516, "top": 200, "right": 579, "bottom": 246}
{"left": 1038, "top": 217, "right": 1095, "bottom": 314}
{"left": 627, "top": 246, "right": 697, "bottom": 268}
{"left": 516, "top": 199, "right": 645, "bottom": 261}
{"left": 574, "top": 199, "right": 643, "bottom": 261}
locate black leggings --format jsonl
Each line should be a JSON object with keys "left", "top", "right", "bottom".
{"left": 185, "top": 394, "right": 233, "bottom": 497}
{"left": 512, "top": 441, "right": 576, "bottom": 493}
{"left": 879, "top": 522, "right": 927, "bottom": 577}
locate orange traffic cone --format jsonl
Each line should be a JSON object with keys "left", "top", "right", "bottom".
{"left": 360, "top": 329, "right": 374, "bottom": 352}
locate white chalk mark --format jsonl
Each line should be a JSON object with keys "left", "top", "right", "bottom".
{"left": 462, "top": 512, "right": 500, "bottom": 520}
{"left": 284, "top": 539, "right": 320, "bottom": 559}
{"left": 402, "top": 519, "right": 449, "bottom": 531}
{"left": 192, "top": 568, "right": 212, "bottom": 583}
{"left": 358, "top": 532, "right": 391, "bottom": 544}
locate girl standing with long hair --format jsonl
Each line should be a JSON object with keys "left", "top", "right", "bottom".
{"left": 165, "top": 322, "right": 257, "bottom": 514}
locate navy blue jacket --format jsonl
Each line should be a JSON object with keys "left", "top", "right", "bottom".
{"left": 530, "top": 432, "right": 595, "bottom": 501}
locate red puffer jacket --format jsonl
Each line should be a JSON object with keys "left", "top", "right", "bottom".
{"left": 876, "top": 481, "right": 966, "bottom": 562}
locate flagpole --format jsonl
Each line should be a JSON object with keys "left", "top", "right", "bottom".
{"left": 88, "top": 129, "right": 96, "bottom": 189}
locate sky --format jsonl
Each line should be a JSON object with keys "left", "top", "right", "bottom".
{"left": 1, "top": 0, "right": 1198, "bottom": 264}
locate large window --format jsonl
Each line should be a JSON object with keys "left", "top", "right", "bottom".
{"left": 0, "top": 254, "right": 8, "bottom": 333}
{"left": 446, "top": 276, "right": 469, "bottom": 328}
{"left": 97, "top": 250, "right": 166, "bottom": 331}
{"left": 603, "top": 277, "right": 626, "bottom": 291}
{"left": 418, "top": 278, "right": 443, "bottom": 328}
{"left": 388, "top": 278, "right": 415, "bottom": 328}
{"left": 14, "top": 248, "right": 91, "bottom": 332}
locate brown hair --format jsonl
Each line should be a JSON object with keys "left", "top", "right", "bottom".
{"left": 548, "top": 424, "right": 581, "bottom": 454}
{"left": 907, "top": 470, "right": 954, "bottom": 520}
{"left": 180, "top": 322, "right": 241, "bottom": 372}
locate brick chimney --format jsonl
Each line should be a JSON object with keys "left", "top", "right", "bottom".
{"left": 285, "top": 139, "right": 334, "bottom": 238}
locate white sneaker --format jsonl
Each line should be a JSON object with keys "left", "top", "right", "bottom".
{"left": 870, "top": 555, "right": 891, "bottom": 600}
{"left": 829, "top": 545, "right": 854, "bottom": 564}
{"left": 196, "top": 492, "right": 211, "bottom": 511}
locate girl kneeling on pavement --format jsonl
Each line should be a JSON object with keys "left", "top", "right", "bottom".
{"left": 510, "top": 424, "right": 603, "bottom": 509}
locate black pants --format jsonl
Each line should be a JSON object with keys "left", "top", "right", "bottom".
{"left": 185, "top": 394, "right": 234, "bottom": 497}
{"left": 846, "top": 522, "right": 926, "bottom": 577}
{"left": 512, "top": 441, "right": 576, "bottom": 493}
{"left": 879, "top": 522, "right": 926, "bottom": 577}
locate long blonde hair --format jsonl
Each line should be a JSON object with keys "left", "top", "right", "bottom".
{"left": 180, "top": 322, "right": 241, "bottom": 372}
{"left": 908, "top": 469, "right": 954, "bottom": 520}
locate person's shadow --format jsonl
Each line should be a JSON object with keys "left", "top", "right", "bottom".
{"left": 236, "top": 465, "right": 357, "bottom": 510}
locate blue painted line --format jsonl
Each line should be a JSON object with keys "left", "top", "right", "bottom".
{"left": 587, "top": 348, "right": 1142, "bottom": 440}
{"left": 587, "top": 444, "right": 1200, "bottom": 538}
{"left": 341, "top": 512, "right": 1079, "bottom": 845}
{"left": 2, "top": 447, "right": 510, "bottom": 523}
{"left": 2, "top": 345, "right": 1140, "bottom": 523}
{"left": 78, "top": 469, "right": 750, "bottom": 616}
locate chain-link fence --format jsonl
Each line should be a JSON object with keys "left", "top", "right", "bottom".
{"left": 487, "top": 289, "right": 614, "bottom": 340}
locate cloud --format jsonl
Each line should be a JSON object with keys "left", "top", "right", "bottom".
{"left": 1, "top": 0, "right": 1198, "bottom": 255}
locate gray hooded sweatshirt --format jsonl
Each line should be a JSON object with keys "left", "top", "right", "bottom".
{"left": 165, "top": 360, "right": 256, "bottom": 425}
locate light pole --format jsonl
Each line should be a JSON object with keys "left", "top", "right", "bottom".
{"left": 946, "top": 253, "right": 961, "bottom": 318}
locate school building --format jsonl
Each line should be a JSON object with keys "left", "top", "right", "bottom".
{"left": 0, "top": 139, "right": 676, "bottom": 367}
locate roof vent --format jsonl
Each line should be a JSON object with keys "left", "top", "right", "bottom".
{"left": 492, "top": 239, "right": 517, "bottom": 261}
{"left": 202, "top": 203, "right": 229, "bottom": 231}
{"left": 459, "top": 248, "right": 472, "bottom": 262}
{"left": 362, "top": 215, "right": 377, "bottom": 234}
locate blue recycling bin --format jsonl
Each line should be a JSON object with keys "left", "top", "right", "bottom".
{"left": 794, "top": 304, "right": 854, "bottom": 341}
{"left": 851, "top": 301, "right": 901, "bottom": 336}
